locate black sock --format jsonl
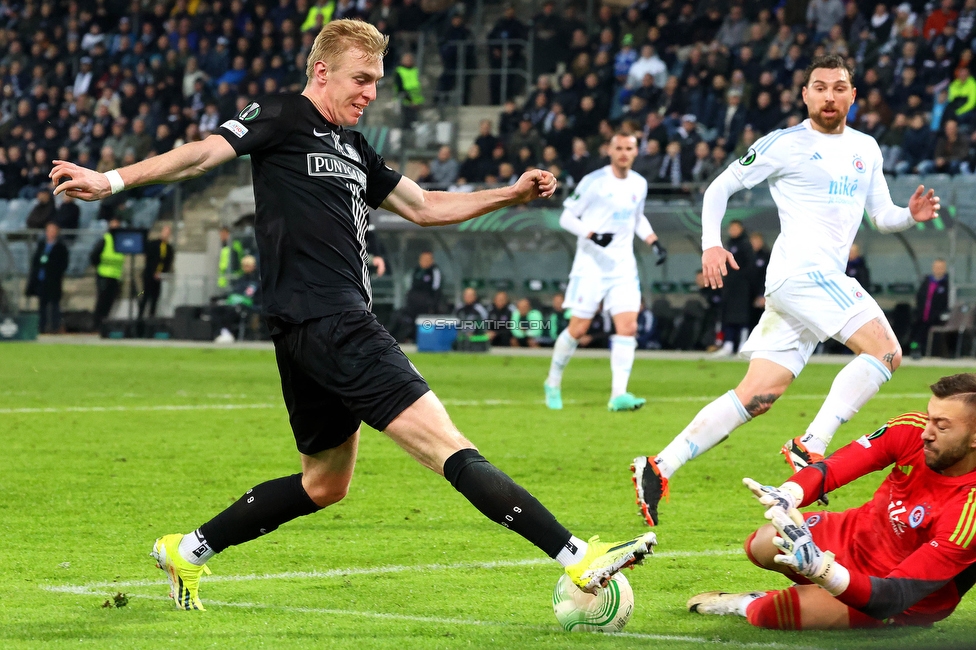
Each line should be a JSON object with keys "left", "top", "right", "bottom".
{"left": 443, "top": 449, "right": 572, "bottom": 558}
{"left": 199, "top": 473, "right": 322, "bottom": 553}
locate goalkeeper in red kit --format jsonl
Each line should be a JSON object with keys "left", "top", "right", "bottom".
{"left": 688, "top": 373, "right": 976, "bottom": 630}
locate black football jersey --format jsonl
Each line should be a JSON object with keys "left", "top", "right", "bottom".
{"left": 217, "top": 94, "right": 402, "bottom": 326}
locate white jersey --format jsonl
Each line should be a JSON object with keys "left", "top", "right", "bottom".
{"left": 726, "top": 119, "right": 893, "bottom": 290}
{"left": 560, "top": 166, "right": 653, "bottom": 278}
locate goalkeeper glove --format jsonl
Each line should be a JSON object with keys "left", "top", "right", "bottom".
{"left": 651, "top": 241, "right": 668, "bottom": 265}
{"left": 589, "top": 232, "right": 613, "bottom": 247}
{"left": 769, "top": 508, "right": 849, "bottom": 596}
{"left": 743, "top": 477, "right": 804, "bottom": 518}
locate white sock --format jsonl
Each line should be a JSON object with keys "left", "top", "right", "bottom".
{"left": 801, "top": 353, "right": 891, "bottom": 455}
{"left": 610, "top": 335, "right": 637, "bottom": 398}
{"left": 546, "top": 329, "right": 579, "bottom": 387}
{"left": 555, "top": 535, "right": 589, "bottom": 567}
{"left": 655, "top": 390, "right": 752, "bottom": 479}
{"left": 735, "top": 592, "right": 765, "bottom": 616}
{"left": 179, "top": 529, "right": 215, "bottom": 566}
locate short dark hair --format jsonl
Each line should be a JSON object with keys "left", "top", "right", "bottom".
{"left": 803, "top": 54, "right": 855, "bottom": 86}
{"left": 931, "top": 374, "right": 976, "bottom": 413}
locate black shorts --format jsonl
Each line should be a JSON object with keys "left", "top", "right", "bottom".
{"left": 272, "top": 310, "right": 430, "bottom": 455}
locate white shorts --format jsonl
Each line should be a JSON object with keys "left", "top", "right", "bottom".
{"left": 565, "top": 273, "right": 641, "bottom": 319}
{"left": 740, "top": 271, "right": 885, "bottom": 377}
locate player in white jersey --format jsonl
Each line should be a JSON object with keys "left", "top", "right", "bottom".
{"left": 544, "top": 133, "right": 667, "bottom": 412}
{"left": 631, "top": 55, "right": 941, "bottom": 526}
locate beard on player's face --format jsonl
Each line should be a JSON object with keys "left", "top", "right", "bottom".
{"left": 924, "top": 436, "right": 971, "bottom": 472}
{"left": 810, "top": 103, "right": 846, "bottom": 131}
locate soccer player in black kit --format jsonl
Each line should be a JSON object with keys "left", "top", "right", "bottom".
{"left": 50, "top": 20, "right": 655, "bottom": 611}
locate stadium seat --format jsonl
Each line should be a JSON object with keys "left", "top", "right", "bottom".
{"left": 77, "top": 200, "right": 101, "bottom": 230}
{"left": 461, "top": 278, "right": 486, "bottom": 289}
{"left": 888, "top": 174, "right": 922, "bottom": 203}
{"left": 950, "top": 174, "right": 976, "bottom": 208}
{"left": 8, "top": 241, "right": 31, "bottom": 275}
{"left": 129, "top": 198, "right": 161, "bottom": 229}
{"left": 524, "top": 279, "right": 546, "bottom": 291}
{"left": 1, "top": 199, "right": 34, "bottom": 231}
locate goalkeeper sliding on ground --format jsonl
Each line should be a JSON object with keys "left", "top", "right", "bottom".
{"left": 688, "top": 373, "right": 976, "bottom": 630}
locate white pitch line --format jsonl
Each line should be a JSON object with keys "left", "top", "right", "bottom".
{"left": 42, "top": 549, "right": 743, "bottom": 593}
{"left": 0, "top": 403, "right": 279, "bottom": 415}
{"left": 48, "top": 590, "right": 822, "bottom": 650}
{"left": 0, "top": 393, "right": 931, "bottom": 416}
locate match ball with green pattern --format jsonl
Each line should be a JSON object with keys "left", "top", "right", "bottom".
{"left": 552, "top": 573, "right": 633, "bottom": 633}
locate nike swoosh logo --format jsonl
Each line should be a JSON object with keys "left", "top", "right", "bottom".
{"left": 313, "top": 128, "right": 330, "bottom": 137}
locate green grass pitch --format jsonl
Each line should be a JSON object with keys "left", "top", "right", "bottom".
{"left": 1, "top": 343, "right": 974, "bottom": 649}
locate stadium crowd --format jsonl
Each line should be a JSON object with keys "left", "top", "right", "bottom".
{"left": 4, "top": 0, "right": 976, "bottom": 206}
{"left": 419, "top": 0, "right": 976, "bottom": 188}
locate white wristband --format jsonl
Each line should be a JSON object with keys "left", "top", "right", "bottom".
{"left": 105, "top": 169, "right": 125, "bottom": 195}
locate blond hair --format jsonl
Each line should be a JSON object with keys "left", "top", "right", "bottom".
{"left": 306, "top": 19, "right": 389, "bottom": 79}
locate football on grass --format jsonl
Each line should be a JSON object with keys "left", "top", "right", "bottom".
{"left": 552, "top": 573, "right": 634, "bottom": 633}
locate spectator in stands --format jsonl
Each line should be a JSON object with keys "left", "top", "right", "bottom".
{"left": 807, "top": 0, "right": 846, "bottom": 43}
{"left": 716, "top": 6, "right": 749, "bottom": 50}
{"left": 90, "top": 217, "right": 124, "bottom": 332}
{"left": 456, "top": 287, "right": 488, "bottom": 323}
{"left": 633, "top": 138, "right": 663, "bottom": 182}
{"left": 26, "top": 222, "right": 69, "bottom": 334}
{"left": 487, "top": 290, "right": 515, "bottom": 347}
{"left": 511, "top": 298, "right": 543, "bottom": 348}
{"left": 458, "top": 144, "right": 489, "bottom": 184}
{"left": 474, "top": 120, "right": 499, "bottom": 163}
{"left": 438, "top": 8, "right": 478, "bottom": 104}
{"left": 565, "top": 138, "right": 593, "bottom": 184}
{"left": 394, "top": 51, "right": 423, "bottom": 128}
{"left": 25, "top": 188, "right": 56, "bottom": 229}
{"left": 54, "top": 193, "right": 80, "bottom": 241}
{"left": 715, "top": 89, "right": 748, "bottom": 151}
{"left": 654, "top": 140, "right": 687, "bottom": 194}
{"left": 628, "top": 44, "right": 667, "bottom": 91}
{"left": 925, "top": 118, "right": 968, "bottom": 174}
{"left": 429, "top": 145, "right": 459, "bottom": 190}
{"left": 689, "top": 140, "right": 717, "bottom": 186}
{"left": 748, "top": 91, "right": 781, "bottom": 136}
{"left": 129, "top": 118, "right": 154, "bottom": 160}
{"left": 507, "top": 117, "right": 544, "bottom": 164}
{"left": 749, "top": 231, "right": 770, "bottom": 329}
{"left": 497, "top": 161, "right": 517, "bottom": 185}
{"left": 540, "top": 292, "right": 568, "bottom": 347}
{"left": 498, "top": 100, "right": 521, "bottom": 138}
{"left": 896, "top": 113, "right": 935, "bottom": 173}
{"left": 889, "top": 66, "right": 926, "bottom": 111}
{"left": 846, "top": 243, "right": 871, "bottom": 290}
{"left": 213, "top": 254, "right": 262, "bottom": 343}
{"left": 714, "top": 219, "right": 755, "bottom": 356}
{"left": 909, "top": 258, "right": 951, "bottom": 359}
{"left": 488, "top": 5, "right": 527, "bottom": 105}
{"left": 389, "top": 250, "right": 443, "bottom": 343}
{"left": 925, "top": 0, "right": 959, "bottom": 39}
{"left": 635, "top": 298, "right": 658, "bottom": 350}
{"left": 218, "top": 226, "right": 244, "bottom": 290}
{"left": 880, "top": 112, "right": 909, "bottom": 172}
{"left": 139, "top": 223, "right": 174, "bottom": 320}
{"left": 948, "top": 66, "right": 976, "bottom": 123}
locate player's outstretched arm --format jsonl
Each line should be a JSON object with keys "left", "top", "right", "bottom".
{"left": 382, "top": 170, "right": 556, "bottom": 227}
{"left": 700, "top": 168, "right": 744, "bottom": 288}
{"left": 50, "top": 135, "right": 238, "bottom": 201}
